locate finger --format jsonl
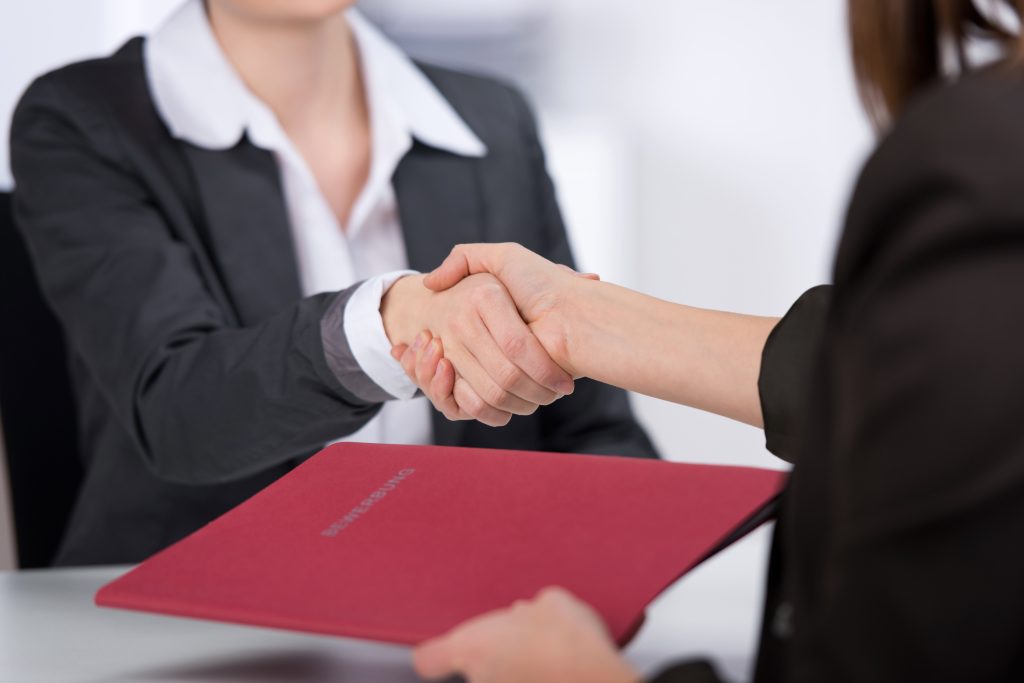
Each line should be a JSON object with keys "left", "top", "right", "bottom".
{"left": 391, "top": 344, "right": 409, "bottom": 361}
{"left": 429, "top": 358, "right": 467, "bottom": 421}
{"left": 412, "top": 343, "right": 467, "bottom": 422}
{"left": 536, "top": 585, "right": 574, "bottom": 603}
{"left": 412, "top": 609, "right": 505, "bottom": 679}
{"left": 423, "top": 243, "right": 517, "bottom": 291}
{"left": 454, "top": 336, "right": 542, "bottom": 416}
{"left": 453, "top": 376, "right": 513, "bottom": 427}
{"left": 412, "top": 633, "right": 460, "bottom": 680}
{"left": 416, "top": 338, "right": 444, "bottom": 388}
{"left": 418, "top": 342, "right": 470, "bottom": 421}
{"left": 478, "top": 298, "right": 574, "bottom": 399}
{"left": 400, "top": 348, "right": 415, "bottom": 379}
{"left": 399, "top": 334, "right": 427, "bottom": 382}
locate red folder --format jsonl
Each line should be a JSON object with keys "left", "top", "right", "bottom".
{"left": 96, "top": 443, "right": 785, "bottom": 645}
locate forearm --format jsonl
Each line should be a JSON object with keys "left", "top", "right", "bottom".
{"left": 136, "top": 291, "right": 381, "bottom": 484}
{"left": 561, "top": 280, "right": 778, "bottom": 427}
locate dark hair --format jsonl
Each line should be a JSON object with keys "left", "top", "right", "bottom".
{"left": 849, "top": 0, "right": 1024, "bottom": 127}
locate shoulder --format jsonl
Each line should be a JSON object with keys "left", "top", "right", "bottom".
{"left": 11, "top": 38, "right": 161, "bottom": 179}
{"left": 415, "top": 62, "right": 539, "bottom": 148}
{"left": 12, "top": 38, "right": 146, "bottom": 137}
{"left": 870, "top": 68, "right": 1024, "bottom": 185}
{"left": 836, "top": 68, "right": 1024, "bottom": 288}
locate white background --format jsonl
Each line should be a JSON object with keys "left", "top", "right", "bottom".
{"left": 0, "top": 0, "right": 871, "bottom": 625}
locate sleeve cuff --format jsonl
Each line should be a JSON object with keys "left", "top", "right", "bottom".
{"left": 646, "top": 660, "right": 726, "bottom": 683}
{"left": 342, "top": 270, "right": 420, "bottom": 401}
{"left": 758, "top": 284, "right": 832, "bottom": 463}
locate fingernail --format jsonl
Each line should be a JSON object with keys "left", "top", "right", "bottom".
{"left": 428, "top": 339, "right": 442, "bottom": 357}
{"left": 411, "top": 332, "right": 428, "bottom": 352}
{"left": 558, "top": 380, "right": 574, "bottom": 395}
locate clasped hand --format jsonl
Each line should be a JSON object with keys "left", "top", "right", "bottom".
{"left": 382, "top": 243, "right": 591, "bottom": 425}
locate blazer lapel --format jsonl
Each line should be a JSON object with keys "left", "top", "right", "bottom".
{"left": 182, "top": 142, "right": 302, "bottom": 324}
{"left": 394, "top": 143, "right": 485, "bottom": 446}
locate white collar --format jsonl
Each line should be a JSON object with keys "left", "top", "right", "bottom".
{"left": 143, "top": 0, "right": 486, "bottom": 157}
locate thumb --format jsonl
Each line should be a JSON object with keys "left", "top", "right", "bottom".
{"left": 423, "top": 244, "right": 503, "bottom": 291}
{"left": 412, "top": 635, "right": 460, "bottom": 680}
{"left": 422, "top": 248, "right": 475, "bottom": 291}
{"left": 557, "top": 263, "right": 600, "bottom": 281}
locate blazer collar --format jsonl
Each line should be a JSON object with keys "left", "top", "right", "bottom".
{"left": 144, "top": 0, "right": 487, "bottom": 158}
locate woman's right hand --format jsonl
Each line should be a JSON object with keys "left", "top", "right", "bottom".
{"left": 422, "top": 243, "right": 597, "bottom": 376}
{"left": 391, "top": 244, "right": 599, "bottom": 422}
{"left": 380, "top": 271, "right": 575, "bottom": 427}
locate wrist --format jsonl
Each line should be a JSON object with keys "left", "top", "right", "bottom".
{"left": 554, "top": 276, "right": 599, "bottom": 378}
{"left": 380, "top": 274, "right": 431, "bottom": 346}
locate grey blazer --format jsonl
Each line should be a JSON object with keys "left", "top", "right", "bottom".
{"left": 10, "top": 38, "right": 657, "bottom": 566}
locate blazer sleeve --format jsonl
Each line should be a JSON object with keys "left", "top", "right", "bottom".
{"left": 10, "top": 74, "right": 381, "bottom": 485}
{"left": 507, "top": 85, "right": 659, "bottom": 459}
{"left": 648, "top": 660, "right": 728, "bottom": 683}
{"left": 789, "top": 76, "right": 1024, "bottom": 682}
{"left": 757, "top": 284, "right": 831, "bottom": 463}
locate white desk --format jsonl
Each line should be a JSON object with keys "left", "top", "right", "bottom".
{"left": 0, "top": 526, "right": 771, "bottom": 682}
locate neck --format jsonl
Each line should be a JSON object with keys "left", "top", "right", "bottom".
{"left": 206, "top": 3, "right": 364, "bottom": 133}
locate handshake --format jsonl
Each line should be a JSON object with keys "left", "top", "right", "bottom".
{"left": 381, "top": 243, "right": 598, "bottom": 427}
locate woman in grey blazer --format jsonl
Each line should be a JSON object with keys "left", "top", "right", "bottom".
{"left": 9, "top": 0, "right": 656, "bottom": 566}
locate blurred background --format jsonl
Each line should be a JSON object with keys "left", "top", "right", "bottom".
{"left": 0, "top": 0, "right": 871, "bottom": 675}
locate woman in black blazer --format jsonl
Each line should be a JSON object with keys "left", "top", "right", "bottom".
{"left": 396, "top": 1, "right": 1024, "bottom": 681}
{"left": 9, "top": 0, "right": 656, "bottom": 566}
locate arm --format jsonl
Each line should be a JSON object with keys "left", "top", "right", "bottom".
{"left": 404, "top": 242, "right": 829, "bottom": 458}
{"left": 555, "top": 278, "right": 777, "bottom": 427}
{"left": 11, "top": 78, "right": 369, "bottom": 484}
{"left": 416, "top": 244, "right": 778, "bottom": 429}
{"left": 10, "top": 76, "right": 569, "bottom": 483}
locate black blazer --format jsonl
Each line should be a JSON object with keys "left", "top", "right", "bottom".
{"left": 9, "top": 38, "right": 656, "bottom": 567}
{"left": 653, "top": 72, "right": 1024, "bottom": 681}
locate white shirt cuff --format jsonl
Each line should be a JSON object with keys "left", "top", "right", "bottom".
{"left": 343, "top": 270, "right": 420, "bottom": 400}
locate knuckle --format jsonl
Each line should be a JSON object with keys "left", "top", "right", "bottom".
{"left": 500, "top": 333, "right": 529, "bottom": 362}
{"left": 460, "top": 391, "right": 486, "bottom": 418}
{"left": 537, "top": 390, "right": 559, "bottom": 406}
{"left": 539, "top": 365, "right": 567, "bottom": 390}
{"left": 538, "top": 586, "right": 568, "bottom": 603}
{"left": 495, "top": 362, "right": 525, "bottom": 391}
{"left": 448, "top": 315, "right": 469, "bottom": 335}
{"left": 484, "top": 384, "right": 512, "bottom": 408}
{"left": 467, "top": 286, "right": 486, "bottom": 306}
{"left": 477, "top": 406, "right": 500, "bottom": 426}
{"left": 469, "top": 282, "right": 500, "bottom": 306}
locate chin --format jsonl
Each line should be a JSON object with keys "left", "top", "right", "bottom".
{"left": 217, "top": 0, "right": 359, "bottom": 22}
